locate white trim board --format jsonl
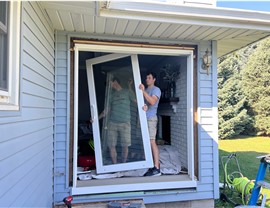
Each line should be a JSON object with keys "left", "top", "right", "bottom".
{"left": 72, "top": 180, "right": 197, "bottom": 195}
{"left": 0, "top": 1, "right": 21, "bottom": 110}
{"left": 75, "top": 44, "right": 193, "bottom": 56}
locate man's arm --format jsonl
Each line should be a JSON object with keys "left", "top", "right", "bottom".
{"left": 139, "top": 84, "right": 159, "bottom": 106}
{"left": 127, "top": 79, "right": 137, "bottom": 104}
{"left": 89, "top": 109, "right": 107, "bottom": 122}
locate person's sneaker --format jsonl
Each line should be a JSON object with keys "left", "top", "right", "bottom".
{"left": 144, "top": 167, "right": 161, "bottom": 176}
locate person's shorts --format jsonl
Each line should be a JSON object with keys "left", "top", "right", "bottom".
{"left": 147, "top": 116, "right": 158, "bottom": 140}
{"left": 107, "top": 122, "right": 131, "bottom": 147}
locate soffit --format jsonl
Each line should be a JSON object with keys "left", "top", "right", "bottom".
{"left": 40, "top": 1, "right": 270, "bottom": 57}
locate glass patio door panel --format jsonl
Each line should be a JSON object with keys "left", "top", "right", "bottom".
{"left": 86, "top": 54, "right": 153, "bottom": 174}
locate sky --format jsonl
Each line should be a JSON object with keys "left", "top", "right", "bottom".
{"left": 216, "top": 0, "right": 270, "bottom": 12}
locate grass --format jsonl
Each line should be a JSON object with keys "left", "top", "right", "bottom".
{"left": 219, "top": 136, "right": 270, "bottom": 182}
{"left": 216, "top": 136, "right": 270, "bottom": 207}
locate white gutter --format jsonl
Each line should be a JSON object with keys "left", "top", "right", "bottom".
{"left": 100, "top": 2, "right": 270, "bottom": 31}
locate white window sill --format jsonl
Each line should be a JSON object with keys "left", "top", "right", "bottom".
{"left": 0, "top": 103, "right": 19, "bottom": 111}
{"left": 72, "top": 180, "right": 197, "bottom": 195}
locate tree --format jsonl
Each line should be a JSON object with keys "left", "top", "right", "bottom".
{"left": 218, "top": 46, "right": 255, "bottom": 139}
{"left": 218, "top": 73, "right": 253, "bottom": 139}
{"left": 242, "top": 37, "right": 270, "bottom": 135}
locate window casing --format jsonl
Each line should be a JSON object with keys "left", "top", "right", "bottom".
{"left": 0, "top": 1, "right": 21, "bottom": 110}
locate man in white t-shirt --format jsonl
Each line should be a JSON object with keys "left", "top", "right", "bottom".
{"left": 139, "top": 72, "right": 161, "bottom": 176}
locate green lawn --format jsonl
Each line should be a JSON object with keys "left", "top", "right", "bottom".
{"left": 216, "top": 136, "right": 270, "bottom": 207}
{"left": 219, "top": 136, "right": 270, "bottom": 182}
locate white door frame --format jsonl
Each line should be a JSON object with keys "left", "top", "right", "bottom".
{"left": 72, "top": 43, "right": 195, "bottom": 194}
{"left": 85, "top": 54, "right": 153, "bottom": 173}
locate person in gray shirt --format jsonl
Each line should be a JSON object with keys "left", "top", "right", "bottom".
{"left": 139, "top": 72, "right": 161, "bottom": 176}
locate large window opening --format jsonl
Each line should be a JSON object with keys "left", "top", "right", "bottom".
{"left": 72, "top": 43, "right": 195, "bottom": 195}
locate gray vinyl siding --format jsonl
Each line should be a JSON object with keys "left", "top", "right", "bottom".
{"left": 197, "top": 41, "right": 218, "bottom": 197}
{"left": 54, "top": 32, "right": 217, "bottom": 203}
{"left": 54, "top": 33, "right": 70, "bottom": 202}
{"left": 0, "top": 2, "right": 54, "bottom": 207}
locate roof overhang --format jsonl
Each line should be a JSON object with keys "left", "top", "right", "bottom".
{"left": 41, "top": 1, "right": 270, "bottom": 57}
{"left": 101, "top": 1, "right": 270, "bottom": 31}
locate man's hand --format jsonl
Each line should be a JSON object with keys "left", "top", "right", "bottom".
{"left": 98, "top": 110, "right": 106, "bottom": 120}
{"left": 139, "top": 84, "right": 145, "bottom": 91}
{"left": 142, "top": 104, "right": 148, "bottom": 111}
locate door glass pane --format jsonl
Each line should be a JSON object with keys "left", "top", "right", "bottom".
{"left": 0, "top": 2, "right": 7, "bottom": 25}
{"left": 0, "top": 1, "right": 8, "bottom": 91}
{"left": 0, "top": 33, "right": 8, "bottom": 91}
{"left": 92, "top": 56, "right": 145, "bottom": 167}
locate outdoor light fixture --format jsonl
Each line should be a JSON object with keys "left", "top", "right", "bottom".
{"left": 202, "top": 49, "right": 212, "bottom": 75}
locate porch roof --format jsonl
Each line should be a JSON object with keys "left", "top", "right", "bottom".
{"left": 41, "top": 1, "right": 270, "bottom": 57}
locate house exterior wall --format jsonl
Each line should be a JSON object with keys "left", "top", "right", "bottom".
{"left": 0, "top": 2, "right": 54, "bottom": 207}
{"left": 198, "top": 41, "right": 219, "bottom": 199}
{"left": 54, "top": 33, "right": 70, "bottom": 202}
{"left": 54, "top": 31, "right": 219, "bottom": 204}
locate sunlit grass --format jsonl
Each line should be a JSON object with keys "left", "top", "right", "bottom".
{"left": 219, "top": 136, "right": 270, "bottom": 181}
{"left": 219, "top": 136, "right": 270, "bottom": 153}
